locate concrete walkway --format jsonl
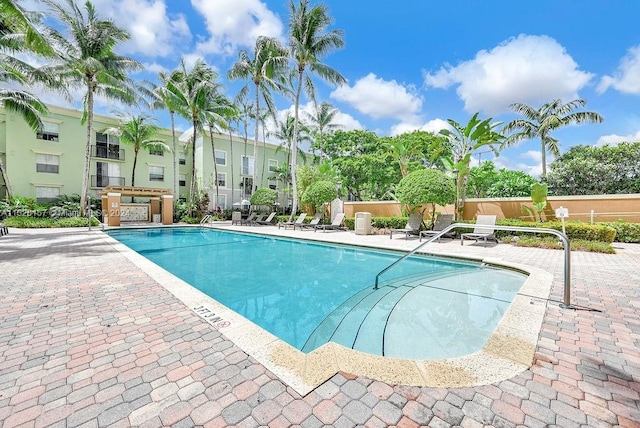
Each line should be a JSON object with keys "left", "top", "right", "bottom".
{"left": 0, "top": 226, "right": 638, "bottom": 427}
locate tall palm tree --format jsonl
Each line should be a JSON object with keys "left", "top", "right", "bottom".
{"left": 287, "top": 0, "right": 346, "bottom": 220}
{"left": 205, "top": 91, "right": 234, "bottom": 210}
{"left": 440, "top": 113, "right": 504, "bottom": 219}
{"left": 42, "top": 0, "right": 141, "bottom": 215}
{"left": 305, "top": 101, "right": 341, "bottom": 158}
{"left": 102, "top": 113, "right": 168, "bottom": 188}
{"left": 165, "top": 59, "right": 221, "bottom": 216}
{"left": 502, "top": 98, "right": 604, "bottom": 177}
{"left": 272, "top": 112, "right": 309, "bottom": 208}
{"left": 228, "top": 36, "right": 288, "bottom": 196}
{"left": 0, "top": 0, "right": 53, "bottom": 198}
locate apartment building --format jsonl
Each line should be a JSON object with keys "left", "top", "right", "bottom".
{"left": 0, "top": 105, "right": 294, "bottom": 210}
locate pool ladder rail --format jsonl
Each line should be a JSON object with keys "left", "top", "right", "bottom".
{"left": 374, "top": 222, "right": 574, "bottom": 309}
{"left": 200, "top": 215, "right": 214, "bottom": 226}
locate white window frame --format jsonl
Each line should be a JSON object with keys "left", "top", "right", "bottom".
{"left": 37, "top": 122, "right": 60, "bottom": 142}
{"left": 216, "top": 172, "right": 226, "bottom": 188}
{"left": 179, "top": 174, "right": 186, "bottom": 187}
{"left": 241, "top": 155, "right": 254, "bottom": 176}
{"left": 35, "top": 186, "right": 60, "bottom": 203}
{"left": 214, "top": 194, "right": 227, "bottom": 210}
{"left": 35, "top": 153, "right": 60, "bottom": 174}
{"left": 268, "top": 159, "right": 279, "bottom": 173}
{"left": 215, "top": 150, "right": 227, "bottom": 166}
{"left": 149, "top": 165, "right": 165, "bottom": 182}
{"left": 179, "top": 153, "right": 186, "bottom": 165}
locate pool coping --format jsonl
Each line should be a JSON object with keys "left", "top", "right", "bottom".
{"left": 97, "top": 225, "right": 553, "bottom": 396}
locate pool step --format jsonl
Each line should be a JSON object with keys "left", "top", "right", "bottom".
{"left": 302, "top": 268, "right": 479, "bottom": 353}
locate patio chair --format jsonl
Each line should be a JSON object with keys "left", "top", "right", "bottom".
{"left": 248, "top": 214, "right": 265, "bottom": 225}
{"left": 240, "top": 213, "right": 257, "bottom": 226}
{"left": 0, "top": 223, "right": 7, "bottom": 236}
{"left": 461, "top": 215, "right": 497, "bottom": 247}
{"left": 279, "top": 212, "right": 307, "bottom": 229}
{"left": 419, "top": 214, "right": 454, "bottom": 242}
{"left": 231, "top": 211, "right": 242, "bottom": 225}
{"left": 315, "top": 213, "right": 346, "bottom": 232}
{"left": 390, "top": 213, "right": 423, "bottom": 239}
{"left": 255, "top": 212, "right": 276, "bottom": 225}
{"left": 295, "top": 213, "right": 322, "bottom": 230}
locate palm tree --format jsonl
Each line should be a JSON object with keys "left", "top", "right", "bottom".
{"left": 42, "top": 0, "right": 141, "bottom": 215}
{"left": 102, "top": 113, "right": 168, "bottom": 189}
{"left": 205, "top": 92, "right": 234, "bottom": 211}
{"left": 0, "top": 0, "right": 53, "bottom": 198}
{"left": 383, "top": 137, "right": 424, "bottom": 178}
{"left": 228, "top": 36, "right": 288, "bottom": 196}
{"left": 502, "top": 98, "right": 604, "bottom": 177}
{"left": 305, "top": 101, "right": 341, "bottom": 158}
{"left": 165, "top": 59, "right": 221, "bottom": 216}
{"left": 287, "top": 0, "right": 346, "bottom": 220}
{"left": 440, "top": 113, "right": 504, "bottom": 219}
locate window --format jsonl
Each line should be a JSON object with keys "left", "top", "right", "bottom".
{"left": 37, "top": 122, "right": 59, "bottom": 141}
{"left": 214, "top": 194, "right": 226, "bottom": 210}
{"left": 268, "top": 159, "right": 279, "bottom": 173}
{"left": 35, "top": 153, "right": 59, "bottom": 174}
{"left": 242, "top": 177, "right": 253, "bottom": 196}
{"left": 35, "top": 186, "right": 60, "bottom": 204}
{"left": 215, "top": 150, "right": 226, "bottom": 166}
{"left": 149, "top": 147, "right": 164, "bottom": 156}
{"left": 268, "top": 182, "right": 277, "bottom": 190}
{"left": 149, "top": 165, "right": 164, "bottom": 182}
{"left": 241, "top": 156, "right": 254, "bottom": 176}
{"left": 95, "top": 132, "right": 122, "bottom": 160}
{"left": 217, "top": 172, "right": 226, "bottom": 187}
{"left": 94, "top": 162, "right": 123, "bottom": 187}
{"left": 179, "top": 174, "right": 186, "bottom": 187}
{"left": 179, "top": 153, "right": 186, "bottom": 165}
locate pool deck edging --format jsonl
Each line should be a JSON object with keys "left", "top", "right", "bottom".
{"left": 98, "top": 226, "right": 552, "bottom": 396}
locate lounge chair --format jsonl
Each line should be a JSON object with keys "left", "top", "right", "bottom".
{"left": 295, "top": 213, "right": 322, "bottom": 230}
{"left": 390, "top": 213, "right": 423, "bottom": 239}
{"left": 240, "top": 213, "right": 257, "bottom": 226}
{"left": 419, "top": 214, "right": 454, "bottom": 242}
{"left": 255, "top": 212, "right": 276, "bottom": 225}
{"left": 0, "top": 223, "right": 7, "bottom": 236}
{"left": 279, "top": 212, "right": 307, "bottom": 229}
{"left": 461, "top": 215, "right": 497, "bottom": 247}
{"left": 231, "top": 211, "right": 242, "bottom": 225}
{"left": 315, "top": 213, "right": 346, "bottom": 232}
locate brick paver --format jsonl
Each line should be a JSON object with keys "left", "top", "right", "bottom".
{"left": 0, "top": 227, "right": 639, "bottom": 427}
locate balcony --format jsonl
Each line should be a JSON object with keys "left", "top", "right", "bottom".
{"left": 91, "top": 175, "right": 125, "bottom": 188}
{"left": 92, "top": 145, "right": 125, "bottom": 161}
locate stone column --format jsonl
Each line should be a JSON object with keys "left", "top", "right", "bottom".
{"left": 161, "top": 195, "right": 173, "bottom": 225}
{"left": 107, "top": 192, "right": 121, "bottom": 227}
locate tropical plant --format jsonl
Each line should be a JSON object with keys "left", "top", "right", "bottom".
{"left": 41, "top": 0, "right": 141, "bottom": 215}
{"left": 249, "top": 187, "right": 277, "bottom": 207}
{"left": 383, "top": 134, "right": 424, "bottom": 177}
{"left": 228, "top": 36, "right": 288, "bottom": 195}
{"left": 306, "top": 101, "right": 342, "bottom": 158}
{"left": 439, "top": 113, "right": 504, "bottom": 219}
{"left": 521, "top": 182, "right": 548, "bottom": 222}
{"left": 102, "top": 113, "right": 168, "bottom": 188}
{"left": 287, "top": 0, "right": 346, "bottom": 220}
{"left": 502, "top": 98, "right": 604, "bottom": 177}
{"left": 395, "top": 169, "right": 455, "bottom": 220}
{"left": 301, "top": 180, "right": 336, "bottom": 213}
{"left": 205, "top": 92, "right": 234, "bottom": 210}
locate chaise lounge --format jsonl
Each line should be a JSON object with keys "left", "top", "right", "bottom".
{"left": 314, "top": 213, "right": 346, "bottom": 232}
{"left": 279, "top": 212, "right": 307, "bottom": 229}
{"left": 390, "top": 213, "right": 423, "bottom": 240}
{"left": 461, "top": 214, "right": 497, "bottom": 247}
{"left": 419, "top": 214, "right": 454, "bottom": 242}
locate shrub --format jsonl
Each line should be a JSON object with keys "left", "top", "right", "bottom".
{"left": 602, "top": 221, "right": 640, "bottom": 243}
{"left": 3, "top": 216, "right": 98, "bottom": 228}
{"left": 501, "top": 236, "right": 615, "bottom": 254}
{"left": 301, "top": 181, "right": 336, "bottom": 212}
{"left": 396, "top": 169, "right": 455, "bottom": 219}
{"left": 250, "top": 187, "right": 278, "bottom": 207}
{"left": 180, "top": 216, "right": 201, "bottom": 224}
{"left": 343, "top": 216, "right": 414, "bottom": 231}
{"left": 495, "top": 219, "right": 616, "bottom": 243}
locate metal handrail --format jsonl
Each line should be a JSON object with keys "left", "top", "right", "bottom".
{"left": 374, "top": 223, "right": 573, "bottom": 309}
{"left": 200, "top": 215, "right": 212, "bottom": 225}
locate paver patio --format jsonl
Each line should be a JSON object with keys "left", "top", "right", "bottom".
{"left": 0, "top": 226, "right": 639, "bottom": 427}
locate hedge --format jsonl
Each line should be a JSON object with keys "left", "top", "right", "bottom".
{"left": 494, "top": 219, "right": 616, "bottom": 243}
{"left": 3, "top": 216, "right": 100, "bottom": 228}
{"left": 602, "top": 221, "right": 640, "bottom": 243}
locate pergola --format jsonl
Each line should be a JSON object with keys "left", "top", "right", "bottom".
{"left": 99, "top": 186, "right": 174, "bottom": 226}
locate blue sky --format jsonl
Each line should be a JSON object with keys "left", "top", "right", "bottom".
{"left": 32, "top": 0, "right": 640, "bottom": 176}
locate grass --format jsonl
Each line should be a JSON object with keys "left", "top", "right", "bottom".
{"left": 501, "top": 235, "right": 615, "bottom": 254}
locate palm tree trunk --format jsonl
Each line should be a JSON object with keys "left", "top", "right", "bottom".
{"left": 189, "top": 120, "right": 197, "bottom": 217}
{"left": 0, "top": 156, "right": 13, "bottom": 199}
{"left": 253, "top": 85, "right": 260, "bottom": 194}
{"left": 80, "top": 82, "right": 94, "bottom": 217}
{"left": 289, "top": 70, "right": 304, "bottom": 221}
{"left": 209, "top": 129, "right": 219, "bottom": 209}
{"left": 229, "top": 128, "right": 235, "bottom": 207}
{"left": 131, "top": 148, "right": 138, "bottom": 203}
{"left": 541, "top": 138, "right": 547, "bottom": 177}
{"left": 261, "top": 124, "right": 267, "bottom": 184}
{"left": 171, "top": 111, "right": 178, "bottom": 198}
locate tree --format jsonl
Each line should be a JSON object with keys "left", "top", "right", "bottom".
{"left": 547, "top": 142, "right": 640, "bottom": 195}
{"left": 287, "top": 0, "right": 346, "bottom": 220}
{"left": 42, "top": 0, "right": 141, "bottom": 215}
{"left": 102, "top": 113, "right": 168, "bottom": 188}
{"left": 486, "top": 168, "right": 538, "bottom": 198}
{"left": 249, "top": 187, "right": 277, "bottom": 207}
{"left": 301, "top": 180, "right": 336, "bottom": 213}
{"left": 439, "top": 113, "right": 504, "bottom": 219}
{"left": 228, "top": 36, "right": 288, "bottom": 195}
{"left": 502, "top": 99, "right": 604, "bottom": 177}
{"left": 395, "top": 169, "right": 455, "bottom": 221}
{"left": 205, "top": 91, "right": 234, "bottom": 210}
{"left": 306, "top": 101, "right": 341, "bottom": 158}
{"left": 383, "top": 134, "right": 425, "bottom": 177}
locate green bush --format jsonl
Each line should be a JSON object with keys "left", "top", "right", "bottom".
{"left": 343, "top": 216, "right": 420, "bottom": 231}
{"left": 602, "top": 221, "right": 640, "bottom": 243}
{"left": 495, "top": 219, "right": 616, "bottom": 243}
{"left": 180, "top": 216, "right": 201, "bottom": 224}
{"left": 501, "top": 236, "right": 615, "bottom": 254}
{"left": 3, "top": 216, "right": 99, "bottom": 228}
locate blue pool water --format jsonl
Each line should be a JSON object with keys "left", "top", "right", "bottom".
{"left": 107, "top": 227, "right": 526, "bottom": 359}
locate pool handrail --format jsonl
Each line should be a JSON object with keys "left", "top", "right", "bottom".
{"left": 374, "top": 223, "right": 574, "bottom": 309}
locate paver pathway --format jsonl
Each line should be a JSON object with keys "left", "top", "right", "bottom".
{"left": 0, "top": 227, "right": 639, "bottom": 427}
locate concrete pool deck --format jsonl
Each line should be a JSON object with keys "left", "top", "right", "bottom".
{"left": 1, "top": 225, "right": 639, "bottom": 427}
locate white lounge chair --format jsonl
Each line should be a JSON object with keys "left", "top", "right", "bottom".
{"left": 461, "top": 215, "right": 497, "bottom": 247}
{"left": 390, "top": 213, "right": 423, "bottom": 239}
{"left": 314, "top": 213, "right": 346, "bottom": 232}
{"left": 279, "top": 212, "right": 307, "bottom": 229}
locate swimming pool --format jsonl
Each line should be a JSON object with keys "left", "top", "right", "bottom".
{"left": 107, "top": 227, "right": 526, "bottom": 360}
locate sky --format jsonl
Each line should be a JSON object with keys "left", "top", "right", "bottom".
{"left": 27, "top": 0, "right": 640, "bottom": 177}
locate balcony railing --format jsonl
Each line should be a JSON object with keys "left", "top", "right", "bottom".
{"left": 91, "top": 175, "right": 125, "bottom": 188}
{"left": 91, "top": 145, "right": 125, "bottom": 161}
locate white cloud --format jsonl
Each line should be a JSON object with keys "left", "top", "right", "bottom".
{"left": 596, "top": 130, "right": 640, "bottom": 146}
{"left": 390, "top": 118, "right": 450, "bottom": 136}
{"left": 424, "top": 34, "right": 594, "bottom": 115}
{"left": 89, "top": 0, "right": 191, "bottom": 58}
{"left": 330, "top": 73, "right": 423, "bottom": 121}
{"left": 142, "top": 62, "right": 170, "bottom": 75}
{"left": 598, "top": 46, "right": 640, "bottom": 94}
{"left": 191, "top": 0, "right": 284, "bottom": 56}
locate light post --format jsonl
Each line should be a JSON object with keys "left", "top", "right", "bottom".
{"left": 453, "top": 169, "right": 459, "bottom": 221}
